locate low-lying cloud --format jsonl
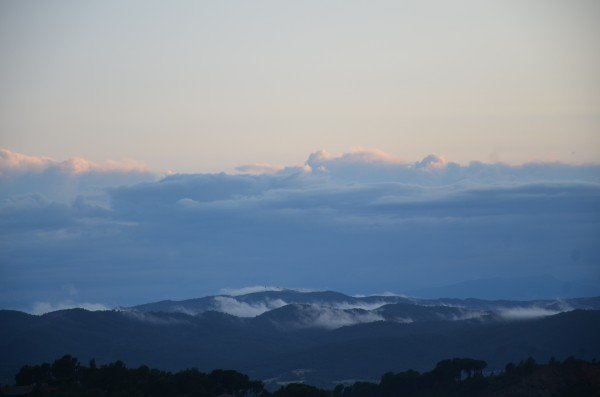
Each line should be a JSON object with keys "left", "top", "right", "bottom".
{"left": 121, "top": 311, "right": 191, "bottom": 325}
{"left": 497, "top": 307, "right": 569, "bottom": 320}
{"left": 212, "top": 296, "right": 288, "bottom": 317}
{"left": 290, "top": 305, "right": 385, "bottom": 330}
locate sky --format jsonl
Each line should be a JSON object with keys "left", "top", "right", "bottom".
{"left": 1, "top": 0, "right": 599, "bottom": 172}
{"left": 0, "top": 1, "right": 599, "bottom": 312}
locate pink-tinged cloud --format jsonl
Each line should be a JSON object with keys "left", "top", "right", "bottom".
{"left": 0, "top": 148, "right": 55, "bottom": 175}
{"left": 0, "top": 148, "right": 157, "bottom": 201}
{"left": 235, "top": 162, "right": 285, "bottom": 175}
{"left": 0, "top": 148, "right": 149, "bottom": 178}
{"left": 306, "top": 148, "right": 405, "bottom": 169}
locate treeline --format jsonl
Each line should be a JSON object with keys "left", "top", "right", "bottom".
{"left": 2, "top": 355, "right": 599, "bottom": 397}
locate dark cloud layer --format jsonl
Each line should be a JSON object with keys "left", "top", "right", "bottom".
{"left": 1, "top": 148, "right": 599, "bottom": 310}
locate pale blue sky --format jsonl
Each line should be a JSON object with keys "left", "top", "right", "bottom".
{"left": 1, "top": 0, "right": 599, "bottom": 172}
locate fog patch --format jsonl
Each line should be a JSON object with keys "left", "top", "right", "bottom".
{"left": 213, "top": 296, "right": 288, "bottom": 317}
{"left": 294, "top": 306, "right": 384, "bottom": 330}
{"left": 169, "top": 306, "right": 201, "bottom": 315}
{"left": 121, "top": 311, "right": 190, "bottom": 325}
{"left": 444, "top": 310, "right": 487, "bottom": 321}
{"left": 391, "top": 317, "right": 414, "bottom": 324}
{"left": 378, "top": 291, "right": 408, "bottom": 297}
{"left": 498, "top": 307, "right": 567, "bottom": 320}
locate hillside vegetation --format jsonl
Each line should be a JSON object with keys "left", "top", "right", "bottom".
{"left": 3, "top": 355, "right": 599, "bottom": 397}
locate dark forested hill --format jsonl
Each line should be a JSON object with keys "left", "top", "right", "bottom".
{"left": 3, "top": 355, "right": 600, "bottom": 397}
{"left": 1, "top": 307, "right": 599, "bottom": 388}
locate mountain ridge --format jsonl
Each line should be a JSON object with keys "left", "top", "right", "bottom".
{"left": 2, "top": 291, "right": 600, "bottom": 387}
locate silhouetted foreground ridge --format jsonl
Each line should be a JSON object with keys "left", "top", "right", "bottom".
{"left": 2, "top": 355, "right": 599, "bottom": 397}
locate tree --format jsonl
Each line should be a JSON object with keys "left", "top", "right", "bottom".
{"left": 51, "top": 355, "right": 79, "bottom": 382}
{"left": 274, "top": 383, "right": 328, "bottom": 397}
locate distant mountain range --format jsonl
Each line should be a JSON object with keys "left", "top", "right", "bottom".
{"left": 125, "top": 287, "right": 600, "bottom": 318}
{"left": 408, "top": 274, "right": 600, "bottom": 300}
{"left": 2, "top": 289, "right": 600, "bottom": 387}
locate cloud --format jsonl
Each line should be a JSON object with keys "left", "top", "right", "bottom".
{"left": 302, "top": 148, "right": 600, "bottom": 184}
{"left": 0, "top": 148, "right": 148, "bottom": 176}
{"left": 0, "top": 149, "right": 55, "bottom": 175}
{"left": 1, "top": 148, "right": 599, "bottom": 310}
{"left": 290, "top": 305, "right": 384, "bottom": 330}
{"left": 415, "top": 154, "right": 447, "bottom": 170}
{"left": 377, "top": 292, "right": 408, "bottom": 297}
{"left": 30, "top": 301, "right": 109, "bottom": 315}
{"left": 0, "top": 148, "right": 157, "bottom": 201}
{"left": 120, "top": 311, "right": 192, "bottom": 325}
{"left": 212, "top": 296, "right": 287, "bottom": 317}
{"left": 497, "top": 307, "right": 568, "bottom": 320}
{"left": 235, "top": 163, "right": 285, "bottom": 175}
{"left": 391, "top": 317, "right": 414, "bottom": 324}
{"left": 306, "top": 148, "right": 404, "bottom": 168}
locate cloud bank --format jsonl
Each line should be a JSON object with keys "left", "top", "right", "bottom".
{"left": 1, "top": 148, "right": 599, "bottom": 309}
{"left": 0, "top": 148, "right": 157, "bottom": 202}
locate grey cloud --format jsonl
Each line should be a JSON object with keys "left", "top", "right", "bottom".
{"left": 235, "top": 163, "right": 285, "bottom": 174}
{"left": 1, "top": 148, "right": 599, "bottom": 309}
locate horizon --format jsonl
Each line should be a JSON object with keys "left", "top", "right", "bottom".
{"left": 16, "top": 277, "right": 600, "bottom": 316}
